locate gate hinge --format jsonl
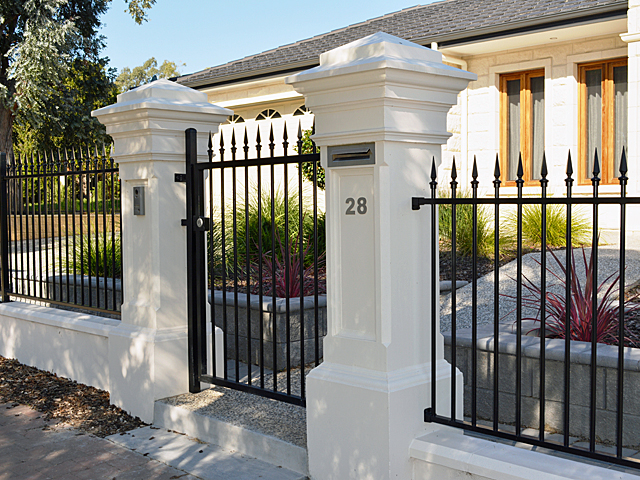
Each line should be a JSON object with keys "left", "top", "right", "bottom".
{"left": 181, "top": 219, "right": 187, "bottom": 227}
{"left": 412, "top": 197, "right": 428, "bottom": 211}
{"left": 175, "top": 173, "right": 187, "bottom": 183}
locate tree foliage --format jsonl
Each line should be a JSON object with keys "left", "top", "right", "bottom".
{"left": 0, "top": 0, "right": 155, "bottom": 158}
{"left": 296, "top": 129, "right": 325, "bottom": 190}
{"left": 115, "top": 57, "right": 183, "bottom": 92}
{"left": 124, "top": 0, "right": 156, "bottom": 24}
{"left": 14, "top": 56, "right": 118, "bottom": 154}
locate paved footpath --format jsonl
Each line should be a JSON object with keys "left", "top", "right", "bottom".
{"left": 0, "top": 402, "right": 200, "bottom": 480}
{"left": 0, "top": 402, "right": 306, "bottom": 480}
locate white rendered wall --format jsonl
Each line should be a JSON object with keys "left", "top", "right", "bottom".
{"left": 0, "top": 302, "right": 114, "bottom": 392}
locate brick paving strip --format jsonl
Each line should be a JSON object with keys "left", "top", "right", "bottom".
{"left": 0, "top": 402, "right": 201, "bottom": 480}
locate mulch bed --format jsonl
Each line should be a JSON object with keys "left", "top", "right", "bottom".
{"left": 0, "top": 356, "right": 146, "bottom": 437}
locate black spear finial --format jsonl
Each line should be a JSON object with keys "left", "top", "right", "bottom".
{"left": 516, "top": 152, "right": 524, "bottom": 183}
{"left": 592, "top": 148, "right": 600, "bottom": 183}
{"left": 451, "top": 156, "right": 457, "bottom": 183}
{"left": 471, "top": 155, "right": 479, "bottom": 183}
{"left": 619, "top": 148, "right": 628, "bottom": 183}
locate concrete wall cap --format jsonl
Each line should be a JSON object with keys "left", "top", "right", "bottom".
{"left": 321, "top": 32, "right": 441, "bottom": 65}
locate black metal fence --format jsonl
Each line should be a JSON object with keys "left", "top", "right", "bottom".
{"left": 185, "top": 121, "right": 324, "bottom": 407}
{"left": 413, "top": 151, "right": 640, "bottom": 469}
{"left": 0, "top": 147, "right": 122, "bottom": 316}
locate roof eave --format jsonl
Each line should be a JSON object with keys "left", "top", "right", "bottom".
{"left": 432, "top": 3, "right": 628, "bottom": 47}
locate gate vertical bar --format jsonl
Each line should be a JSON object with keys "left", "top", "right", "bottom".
{"left": 617, "top": 149, "right": 628, "bottom": 457}
{"left": 0, "top": 153, "right": 11, "bottom": 302}
{"left": 186, "top": 127, "right": 203, "bottom": 393}
{"left": 589, "top": 151, "right": 601, "bottom": 452}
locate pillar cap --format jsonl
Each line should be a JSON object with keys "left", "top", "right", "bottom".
{"left": 92, "top": 78, "right": 231, "bottom": 119}
{"left": 286, "top": 32, "right": 476, "bottom": 85}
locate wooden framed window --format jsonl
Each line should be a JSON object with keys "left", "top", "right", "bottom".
{"left": 500, "top": 69, "right": 545, "bottom": 184}
{"left": 578, "top": 58, "right": 627, "bottom": 185}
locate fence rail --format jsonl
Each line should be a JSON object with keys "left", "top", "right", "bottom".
{"left": 414, "top": 150, "right": 640, "bottom": 469}
{"left": 0, "top": 147, "right": 122, "bottom": 316}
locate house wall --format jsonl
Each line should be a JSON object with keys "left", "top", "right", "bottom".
{"left": 461, "top": 34, "right": 628, "bottom": 195}
{"left": 203, "top": 78, "right": 323, "bottom": 215}
{"left": 451, "top": 33, "right": 639, "bottom": 237}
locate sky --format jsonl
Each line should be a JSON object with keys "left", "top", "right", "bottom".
{"left": 99, "top": 0, "right": 432, "bottom": 77}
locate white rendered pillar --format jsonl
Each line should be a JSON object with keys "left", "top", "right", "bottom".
{"left": 92, "top": 80, "right": 231, "bottom": 421}
{"left": 623, "top": 1, "right": 640, "bottom": 196}
{"left": 287, "top": 33, "right": 475, "bottom": 480}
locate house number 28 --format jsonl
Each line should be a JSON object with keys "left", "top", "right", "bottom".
{"left": 345, "top": 197, "right": 368, "bottom": 215}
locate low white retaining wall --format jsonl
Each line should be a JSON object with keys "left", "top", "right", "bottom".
{"left": 0, "top": 300, "right": 191, "bottom": 422}
{"left": 410, "top": 428, "right": 639, "bottom": 480}
{"left": 0, "top": 301, "right": 116, "bottom": 391}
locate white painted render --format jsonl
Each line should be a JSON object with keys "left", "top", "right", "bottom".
{"left": 288, "top": 31, "right": 474, "bottom": 480}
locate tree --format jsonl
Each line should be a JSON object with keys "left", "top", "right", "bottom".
{"left": 13, "top": 56, "right": 118, "bottom": 155}
{"left": 0, "top": 0, "right": 155, "bottom": 160}
{"left": 115, "top": 57, "right": 184, "bottom": 92}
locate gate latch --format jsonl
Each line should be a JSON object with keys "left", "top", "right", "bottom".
{"left": 194, "top": 216, "right": 210, "bottom": 231}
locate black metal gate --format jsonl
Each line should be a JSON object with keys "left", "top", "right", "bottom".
{"left": 184, "top": 122, "right": 323, "bottom": 406}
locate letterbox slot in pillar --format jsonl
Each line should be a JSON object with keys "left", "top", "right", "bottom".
{"left": 327, "top": 143, "right": 375, "bottom": 167}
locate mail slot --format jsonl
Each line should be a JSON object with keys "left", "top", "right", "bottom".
{"left": 327, "top": 143, "right": 375, "bottom": 167}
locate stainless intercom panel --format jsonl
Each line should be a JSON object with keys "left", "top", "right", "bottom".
{"left": 327, "top": 143, "right": 375, "bottom": 167}
{"left": 133, "top": 186, "right": 145, "bottom": 215}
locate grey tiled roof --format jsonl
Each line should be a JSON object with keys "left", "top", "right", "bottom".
{"left": 178, "top": 0, "right": 627, "bottom": 87}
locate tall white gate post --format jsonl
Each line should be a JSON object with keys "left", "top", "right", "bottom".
{"left": 287, "top": 33, "right": 475, "bottom": 479}
{"left": 93, "top": 80, "right": 231, "bottom": 421}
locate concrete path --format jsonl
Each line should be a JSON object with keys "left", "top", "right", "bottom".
{"left": 0, "top": 402, "right": 305, "bottom": 480}
{"left": 0, "top": 402, "right": 199, "bottom": 480}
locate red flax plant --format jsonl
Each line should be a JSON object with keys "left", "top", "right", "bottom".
{"left": 252, "top": 230, "right": 326, "bottom": 298}
{"left": 516, "top": 247, "right": 640, "bottom": 347}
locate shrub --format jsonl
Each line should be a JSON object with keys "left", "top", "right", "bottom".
{"left": 438, "top": 189, "right": 495, "bottom": 257}
{"left": 296, "top": 129, "right": 325, "bottom": 190}
{"left": 210, "top": 184, "right": 325, "bottom": 277}
{"left": 63, "top": 235, "right": 122, "bottom": 278}
{"left": 502, "top": 204, "right": 591, "bottom": 249}
{"left": 516, "top": 246, "right": 639, "bottom": 347}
